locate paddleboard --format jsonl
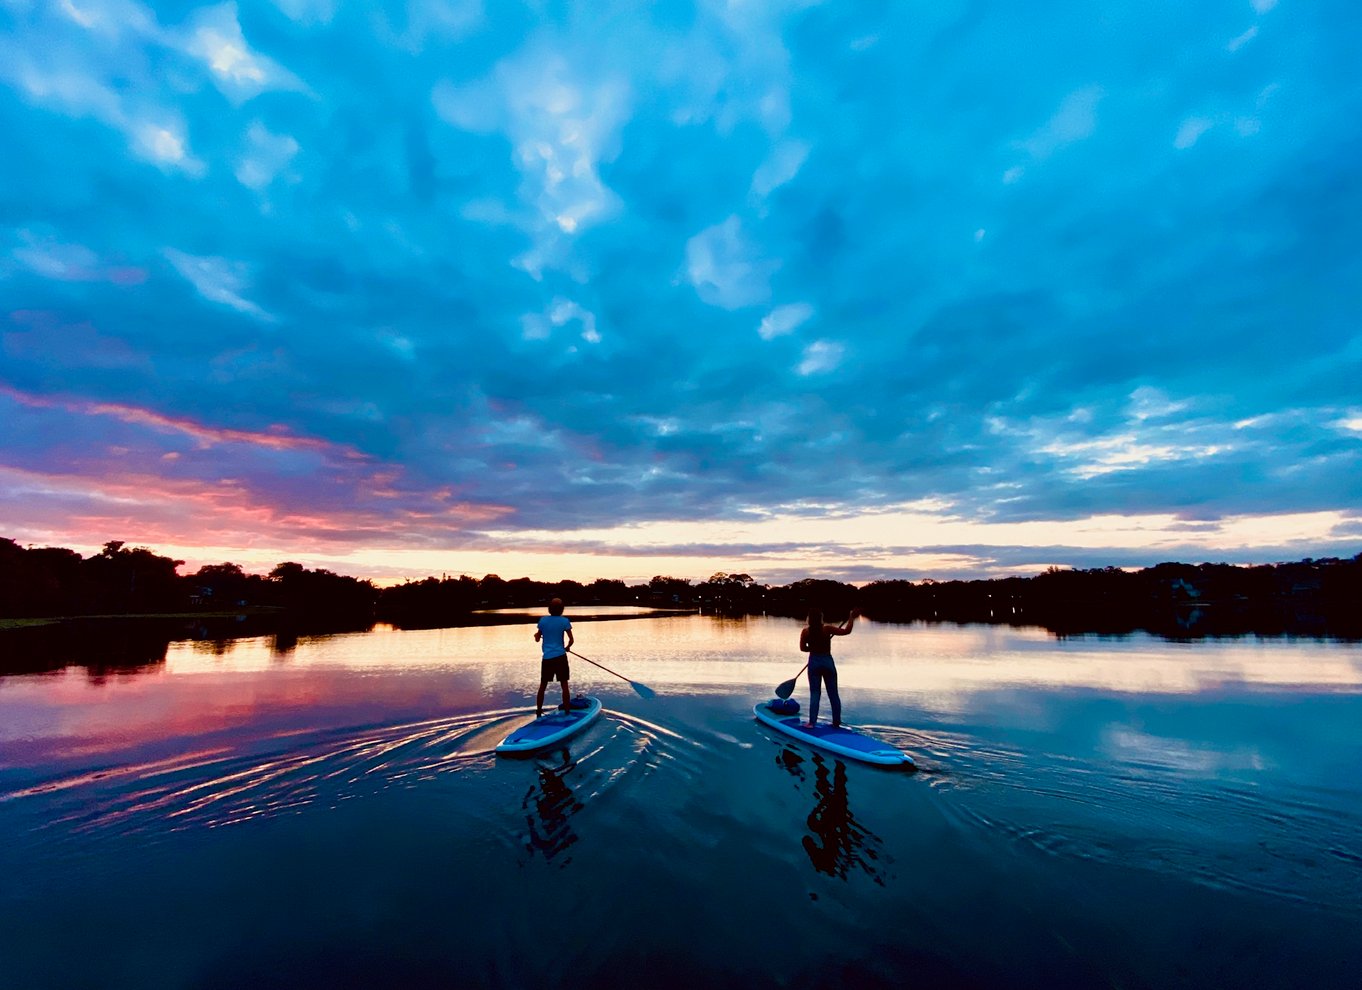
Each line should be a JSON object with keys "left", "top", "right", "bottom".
{"left": 752, "top": 701, "right": 914, "bottom": 767}
{"left": 496, "top": 696, "right": 603, "bottom": 755}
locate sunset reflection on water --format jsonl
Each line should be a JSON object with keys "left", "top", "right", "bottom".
{"left": 3, "top": 614, "right": 1360, "bottom": 990}
{"left": 4, "top": 614, "right": 1357, "bottom": 767}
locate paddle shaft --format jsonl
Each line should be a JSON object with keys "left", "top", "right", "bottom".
{"left": 568, "top": 649, "right": 631, "bottom": 682}
{"left": 567, "top": 649, "right": 656, "bottom": 699}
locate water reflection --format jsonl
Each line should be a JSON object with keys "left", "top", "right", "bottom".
{"left": 0, "top": 620, "right": 172, "bottom": 677}
{"left": 521, "top": 751, "right": 584, "bottom": 868}
{"left": 272, "top": 628, "right": 299, "bottom": 656}
{"left": 777, "top": 748, "right": 888, "bottom": 885}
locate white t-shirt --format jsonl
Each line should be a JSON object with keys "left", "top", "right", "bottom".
{"left": 537, "top": 615, "right": 572, "bottom": 659}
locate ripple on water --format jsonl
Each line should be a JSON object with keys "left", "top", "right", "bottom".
{"left": 501, "top": 706, "right": 721, "bottom": 869}
{"left": 0, "top": 703, "right": 728, "bottom": 876}
{"left": 0, "top": 708, "right": 528, "bottom": 844}
{"left": 915, "top": 726, "right": 1362, "bottom": 915}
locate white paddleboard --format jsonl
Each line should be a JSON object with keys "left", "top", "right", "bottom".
{"left": 496, "top": 697, "right": 603, "bottom": 755}
{"left": 753, "top": 701, "right": 914, "bottom": 767}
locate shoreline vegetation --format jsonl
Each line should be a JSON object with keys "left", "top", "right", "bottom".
{"left": 2, "top": 538, "right": 1359, "bottom": 676}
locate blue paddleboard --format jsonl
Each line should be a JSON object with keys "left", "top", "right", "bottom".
{"left": 753, "top": 701, "right": 914, "bottom": 767}
{"left": 496, "top": 696, "right": 603, "bottom": 755}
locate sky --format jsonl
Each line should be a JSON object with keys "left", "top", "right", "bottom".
{"left": 1, "top": 0, "right": 1360, "bottom": 586}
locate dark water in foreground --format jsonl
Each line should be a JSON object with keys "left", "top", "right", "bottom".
{"left": 2, "top": 615, "right": 1360, "bottom": 989}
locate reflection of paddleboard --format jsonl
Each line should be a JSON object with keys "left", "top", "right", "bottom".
{"left": 496, "top": 697, "right": 603, "bottom": 755}
{"left": 753, "top": 702, "right": 914, "bottom": 767}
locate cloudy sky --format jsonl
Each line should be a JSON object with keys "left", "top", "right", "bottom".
{"left": 1, "top": 0, "right": 1359, "bottom": 584}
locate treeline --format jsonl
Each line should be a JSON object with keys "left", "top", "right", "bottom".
{"left": 673, "top": 560, "right": 1362, "bottom": 638}
{"left": 2, "top": 537, "right": 1360, "bottom": 640}
{"left": 853, "top": 559, "right": 1362, "bottom": 639}
{"left": 0, "top": 539, "right": 376, "bottom": 630}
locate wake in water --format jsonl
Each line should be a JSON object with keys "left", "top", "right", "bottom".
{"left": 0, "top": 704, "right": 718, "bottom": 858}
{"left": 1, "top": 709, "right": 516, "bottom": 838}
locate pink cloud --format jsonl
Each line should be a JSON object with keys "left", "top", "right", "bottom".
{"left": 0, "top": 383, "right": 351, "bottom": 454}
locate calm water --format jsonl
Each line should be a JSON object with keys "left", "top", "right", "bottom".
{"left": 2, "top": 615, "right": 1360, "bottom": 989}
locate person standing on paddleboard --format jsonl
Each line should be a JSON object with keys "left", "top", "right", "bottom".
{"left": 533, "top": 598, "right": 574, "bottom": 717}
{"left": 800, "top": 607, "right": 858, "bottom": 728}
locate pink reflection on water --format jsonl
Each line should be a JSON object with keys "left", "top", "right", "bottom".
{"left": 0, "top": 655, "right": 497, "bottom": 772}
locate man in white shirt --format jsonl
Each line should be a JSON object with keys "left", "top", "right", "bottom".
{"left": 533, "top": 598, "right": 574, "bottom": 716}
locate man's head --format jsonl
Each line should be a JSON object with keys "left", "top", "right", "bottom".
{"left": 548, "top": 598, "right": 565, "bottom": 616}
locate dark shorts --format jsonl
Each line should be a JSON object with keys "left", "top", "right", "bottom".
{"left": 540, "top": 654, "right": 570, "bottom": 683}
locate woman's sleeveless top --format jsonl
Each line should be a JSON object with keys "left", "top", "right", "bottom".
{"left": 805, "top": 625, "right": 833, "bottom": 654}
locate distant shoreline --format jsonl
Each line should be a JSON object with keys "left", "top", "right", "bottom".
{"left": 0, "top": 606, "right": 696, "bottom": 632}
{"left": 4, "top": 538, "right": 1359, "bottom": 645}
{"left": 0, "top": 607, "right": 286, "bottom": 630}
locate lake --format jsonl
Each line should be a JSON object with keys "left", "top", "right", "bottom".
{"left": 2, "top": 614, "right": 1360, "bottom": 989}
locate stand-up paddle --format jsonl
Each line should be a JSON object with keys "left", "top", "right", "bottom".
{"left": 569, "top": 649, "right": 657, "bottom": 700}
{"left": 775, "top": 663, "right": 807, "bottom": 700}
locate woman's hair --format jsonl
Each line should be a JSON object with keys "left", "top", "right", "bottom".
{"left": 806, "top": 607, "right": 824, "bottom": 629}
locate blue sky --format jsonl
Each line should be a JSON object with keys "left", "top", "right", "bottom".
{"left": 1, "top": 0, "right": 1359, "bottom": 583}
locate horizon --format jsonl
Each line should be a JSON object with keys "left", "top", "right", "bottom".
{"left": 8, "top": 534, "right": 1357, "bottom": 591}
{"left": 3, "top": 2, "right": 1360, "bottom": 584}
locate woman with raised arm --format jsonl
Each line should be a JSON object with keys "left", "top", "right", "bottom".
{"left": 799, "top": 606, "right": 858, "bottom": 728}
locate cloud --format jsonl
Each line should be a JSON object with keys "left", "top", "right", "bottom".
{"left": 520, "top": 297, "right": 600, "bottom": 344}
{"left": 271, "top": 0, "right": 334, "bottom": 25}
{"left": 1227, "top": 26, "right": 1258, "bottom": 52}
{"left": 796, "top": 340, "right": 843, "bottom": 376}
{"left": 757, "top": 302, "right": 813, "bottom": 340}
{"left": 235, "top": 121, "right": 299, "bottom": 189}
{"left": 180, "top": 3, "right": 307, "bottom": 103}
{"left": 1019, "top": 85, "right": 1104, "bottom": 161}
{"left": 11, "top": 230, "right": 147, "bottom": 284}
{"left": 433, "top": 42, "right": 628, "bottom": 275}
{"left": 751, "top": 139, "right": 809, "bottom": 198}
{"left": 162, "top": 249, "right": 272, "bottom": 320}
{"left": 686, "top": 216, "right": 778, "bottom": 309}
{"left": 1, "top": 1, "right": 1360, "bottom": 579}
{"left": 1174, "top": 116, "right": 1214, "bottom": 149}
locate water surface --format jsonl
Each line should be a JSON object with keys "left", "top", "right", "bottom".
{"left": 2, "top": 615, "right": 1360, "bottom": 988}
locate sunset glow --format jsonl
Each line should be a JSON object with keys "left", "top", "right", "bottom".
{"left": 2, "top": 1, "right": 1359, "bottom": 582}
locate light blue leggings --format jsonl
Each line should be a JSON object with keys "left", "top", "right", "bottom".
{"left": 808, "top": 653, "right": 840, "bottom": 725}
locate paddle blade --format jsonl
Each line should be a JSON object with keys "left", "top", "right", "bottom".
{"left": 629, "top": 680, "right": 657, "bottom": 700}
{"left": 774, "top": 677, "right": 798, "bottom": 700}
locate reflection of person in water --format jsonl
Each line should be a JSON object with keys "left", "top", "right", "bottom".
{"left": 778, "top": 749, "right": 886, "bottom": 884}
{"left": 522, "top": 752, "right": 583, "bottom": 867}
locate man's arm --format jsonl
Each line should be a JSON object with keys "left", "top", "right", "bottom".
{"left": 799, "top": 628, "right": 811, "bottom": 652}
{"left": 566, "top": 626, "right": 575, "bottom": 651}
